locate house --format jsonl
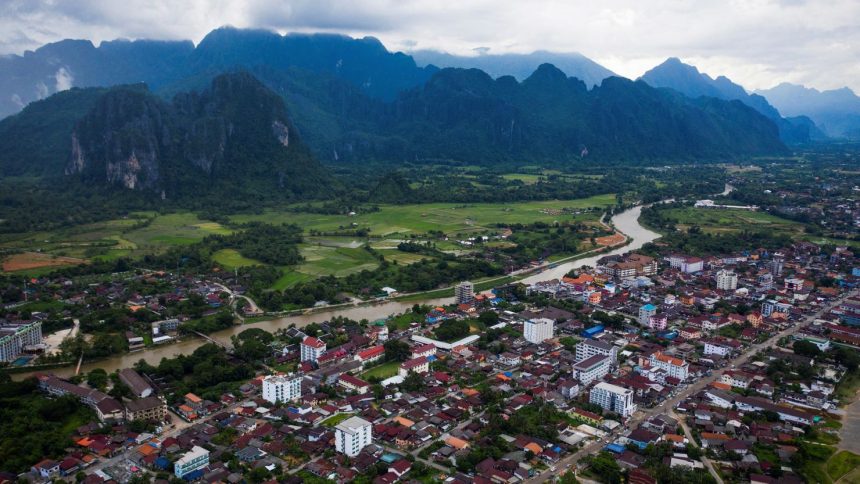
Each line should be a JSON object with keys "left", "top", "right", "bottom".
{"left": 31, "top": 460, "right": 60, "bottom": 479}
{"left": 338, "top": 374, "right": 371, "bottom": 394}
{"left": 399, "top": 356, "right": 429, "bottom": 377}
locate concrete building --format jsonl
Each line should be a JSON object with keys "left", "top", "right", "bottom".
{"left": 335, "top": 416, "right": 373, "bottom": 457}
{"left": 648, "top": 314, "right": 668, "bottom": 331}
{"left": 174, "top": 446, "right": 210, "bottom": 478}
{"left": 575, "top": 339, "right": 618, "bottom": 365}
{"left": 455, "top": 281, "right": 475, "bottom": 305}
{"left": 638, "top": 304, "right": 657, "bottom": 326}
{"left": 262, "top": 374, "right": 303, "bottom": 404}
{"left": 771, "top": 253, "right": 785, "bottom": 277}
{"left": 300, "top": 336, "right": 327, "bottom": 363}
{"left": 572, "top": 354, "right": 611, "bottom": 386}
{"left": 590, "top": 382, "right": 637, "bottom": 418}
{"left": 648, "top": 352, "right": 689, "bottom": 381}
{"left": 716, "top": 269, "right": 738, "bottom": 291}
{"left": 523, "top": 318, "right": 554, "bottom": 344}
{"left": 0, "top": 321, "right": 42, "bottom": 362}
{"left": 598, "top": 253, "right": 658, "bottom": 278}
{"left": 399, "top": 356, "right": 430, "bottom": 377}
{"left": 125, "top": 396, "right": 167, "bottom": 422}
{"left": 118, "top": 368, "right": 153, "bottom": 398}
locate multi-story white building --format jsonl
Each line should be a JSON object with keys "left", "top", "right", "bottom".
{"left": 301, "top": 336, "right": 326, "bottom": 363}
{"left": 648, "top": 352, "right": 689, "bottom": 381}
{"left": 590, "top": 382, "right": 637, "bottom": 418}
{"left": 638, "top": 304, "right": 657, "bottom": 326}
{"left": 399, "top": 356, "right": 430, "bottom": 377}
{"left": 575, "top": 339, "right": 617, "bottom": 365}
{"left": 648, "top": 314, "right": 667, "bottom": 331}
{"left": 572, "top": 354, "right": 611, "bottom": 386}
{"left": 335, "top": 416, "right": 373, "bottom": 456}
{"left": 667, "top": 255, "right": 703, "bottom": 273}
{"left": 175, "top": 446, "right": 210, "bottom": 478}
{"left": 523, "top": 318, "right": 554, "bottom": 344}
{"left": 716, "top": 269, "right": 738, "bottom": 290}
{"left": 262, "top": 374, "right": 303, "bottom": 404}
{"left": 455, "top": 281, "right": 475, "bottom": 305}
{"left": 0, "top": 321, "right": 42, "bottom": 362}
{"left": 703, "top": 340, "right": 732, "bottom": 357}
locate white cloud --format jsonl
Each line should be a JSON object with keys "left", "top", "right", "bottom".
{"left": 0, "top": 0, "right": 857, "bottom": 92}
{"left": 54, "top": 67, "right": 74, "bottom": 91}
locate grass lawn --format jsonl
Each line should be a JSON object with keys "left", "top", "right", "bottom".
{"left": 320, "top": 413, "right": 355, "bottom": 427}
{"left": 213, "top": 249, "right": 264, "bottom": 269}
{"left": 230, "top": 194, "right": 615, "bottom": 238}
{"left": 297, "top": 245, "right": 379, "bottom": 276}
{"left": 662, "top": 206, "right": 808, "bottom": 236}
{"left": 827, "top": 451, "right": 860, "bottom": 481}
{"left": 362, "top": 361, "right": 401, "bottom": 380}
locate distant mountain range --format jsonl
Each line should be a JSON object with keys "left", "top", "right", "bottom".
{"left": 0, "top": 27, "right": 819, "bottom": 197}
{"left": 409, "top": 50, "right": 616, "bottom": 88}
{"left": 0, "top": 27, "right": 438, "bottom": 120}
{"left": 755, "top": 83, "right": 860, "bottom": 139}
{"left": 639, "top": 58, "right": 825, "bottom": 143}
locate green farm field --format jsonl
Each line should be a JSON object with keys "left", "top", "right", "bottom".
{"left": 230, "top": 194, "right": 615, "bottom": 237}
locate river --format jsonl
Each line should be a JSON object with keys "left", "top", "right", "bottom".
{"left": 13, "top": 185, "right": 731, "bottom": 380}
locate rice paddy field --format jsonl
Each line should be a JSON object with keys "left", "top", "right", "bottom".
{"left": 230, "top": 194, "right": 615, "bottom": 237}
{"left": 1, "top": 194, "right": 615, "bottom": 280}
{"left": 660, "top": 206, "right": 860, "bottom": 248}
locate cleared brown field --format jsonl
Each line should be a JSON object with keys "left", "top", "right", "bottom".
{"left": 595, "top": 233, "right": 626, "bottom": 246}
{"left": 2, "top": 252, "right": 86, "bottom": 272}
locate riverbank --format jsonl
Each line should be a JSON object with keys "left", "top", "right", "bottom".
{"left": 9, "top": 197, "right": 671, "bottom": 381}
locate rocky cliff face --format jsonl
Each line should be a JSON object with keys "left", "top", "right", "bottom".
{"left": 63, "top": 72, "right": 329, "bottom": 196}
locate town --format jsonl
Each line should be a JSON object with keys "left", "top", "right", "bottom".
{"left": 3, "top": 235, "right": 860, "bottom": 484}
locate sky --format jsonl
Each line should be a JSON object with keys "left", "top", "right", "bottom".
{"left": 1, "top": 0, "right": 858, "bottom": 92}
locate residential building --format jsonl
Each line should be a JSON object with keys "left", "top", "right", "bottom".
{"left": 37, "top": 374, "right": 124, "bottom": 422}
{"left": 355, "top": 345, "right": 386, "bottom": 365}
{"left": 0, "top": 321, "right": 42, "bottom": 362}
{"left": 118, "top": 368, "right": 153, "bottom": 398}
{"left": 639, "top": 304, "right": 657, "bottom": 326}
{"left": 648, "top": 352, "right": 689, "bottom": 381}
{"left": 338, "top": 374, "right": 370, "bottom": 394}
{"left": 335, "top": 416, "right": 373, "bottom": 457}
{"left": 771, "top": 253, "right": 785, "bottom": 276}
{"left": 125, "top": 396, "right": 167, "bottom": 422}
{"left": 575, "top": 339, "right": 618, "bottom": 365}
{"left": 523, "top": 318, "right": 554, "bottom": 344}
{"left": 455, "top": 281, "right": 475, "bottom": 305}
{"left": 703, "top": 340, "right": 732, "bottom": 357}
{"left": 590, "top": 382, "right": 637, "bottom": 418}
{"left": 410, "top": 343, "right": 437, "bottom": 359}
{"left": 174, "top": 446, "right": 210, "bottom": 478}
{"left": 668, "top": 255, "right": 704, "bottom": 273}
{"left": 648, "top": 314, "right": 667, "bottom": 331}
{"left": 598, "top": 253, "right": 658, "bottom": 278}
{"left": 572, "top": 354, "right": 611, "bottom": 386}
{"left": 301, "top": 336, "right": 327, "bottom": 363}
{"left": 399, "top": 356, "right": 429, "bottom": 377}
{"left": 262, "top": 374, "right": 303, "bottom": 403}
{"left": 716, "top": 269, "right": 738, "bottom": 290}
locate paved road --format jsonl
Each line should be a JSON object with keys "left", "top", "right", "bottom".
{"left": 672, "top": 410, "right": 723, "bottom": 484}
{"left": 527, "top": 289, "right": 857, "bottom": 483}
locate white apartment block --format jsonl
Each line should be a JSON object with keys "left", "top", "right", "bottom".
{"left": 638, "top": 304, "right": 657, "bottom": 326}
{"left": 590, "top": 382, "right": 637, "bottom": 418}
{"left": 301, "top": 336, "right": 326, "bottom": 363}
{"left": 575, "top": 339, "right": 618, "bottom": 365}
{"left": 262, "top": 374, "right": 302, "bottom": 404}
{"left": 455, "top": 281, "right": 475, "bottom": 304}
{"left": 335, "top": 416, "right": 373, "bottom": 456}
{"left": 0, "top": 321, "right": 42, "bottom": 362}
{"left": 716, "top": 269, "right": 738, "bottom": 290}
{"left": 523, "top": 318, "right": 554, "bottom": 344}
{"left": 648, "top": 352, "right": 689, "bottom": 381}
{"left": 703, "top": 341, "right": 731, "bottom": 357}
{"left": 572, "top": 354, "right": 611, "bottom": 386}
{"left": 174, "top": 446, "right": 209, "bottom": 478}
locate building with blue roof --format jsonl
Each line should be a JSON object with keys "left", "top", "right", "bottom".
{"left": 581, "top": 325, "right": 604, "bottom": 338}
{"left": 639, "top": 304, "right": 657, "bottom": 325}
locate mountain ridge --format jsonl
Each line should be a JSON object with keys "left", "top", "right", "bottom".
{"left": 755, "top": 82, "right": 860, "bottom": 139}
{"left": 640, "top": 58, "right": 825, "bottom": 143}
